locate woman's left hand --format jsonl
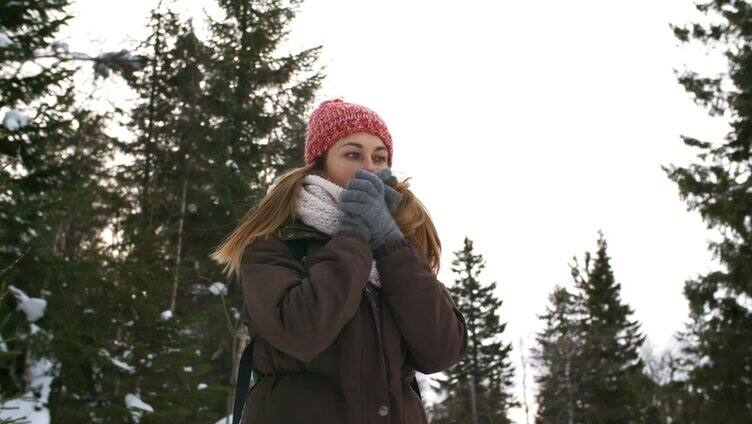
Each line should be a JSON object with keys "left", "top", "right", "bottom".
{"left": 375, "top": 168, "right": 403, "bottom": 212}
{"left": 338, "top": 169, "right": 405, "bottom": 251}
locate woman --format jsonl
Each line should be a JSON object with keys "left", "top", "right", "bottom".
{"left": 211, "top": 98, "right": 468, "bottom": 423}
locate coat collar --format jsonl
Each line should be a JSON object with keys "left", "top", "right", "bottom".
{"left": 276, "top": 217, "right": 329, "bottom": 241}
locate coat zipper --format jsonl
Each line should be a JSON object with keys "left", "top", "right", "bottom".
{"left": 364, "top": 284, "right": 392, "bottom": 418}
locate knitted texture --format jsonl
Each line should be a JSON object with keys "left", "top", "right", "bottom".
{"left": 294, "top": 174, "right": 382, "bottom": 287}
{"left": 305, "top": 98, "right": 393, "bottom": 167}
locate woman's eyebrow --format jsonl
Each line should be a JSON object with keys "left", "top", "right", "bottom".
{"left": 340, "top": 142, "right": 387, "bottom": 151}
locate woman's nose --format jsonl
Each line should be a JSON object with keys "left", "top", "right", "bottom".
{"left": 362, "top": 158, "right": 378, "bottom": 173}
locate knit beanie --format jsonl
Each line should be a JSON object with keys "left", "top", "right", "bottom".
{"left": 304, "top": 98, "right": 393, "bottom": 167}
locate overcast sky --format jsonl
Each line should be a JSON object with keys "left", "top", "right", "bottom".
{"left": 60, "top": 1, "right": 730, "bottom": 421}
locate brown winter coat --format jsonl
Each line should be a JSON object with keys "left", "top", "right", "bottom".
{"left": 240, "top": 217, "right": 468, "bottom": 423}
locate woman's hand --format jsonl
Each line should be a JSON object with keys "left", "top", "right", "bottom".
{"left": 337, "top": 169, "right": 405, "bottom": 251}
{"left": 375, "top": 168, "right": 403, "bottom": 212}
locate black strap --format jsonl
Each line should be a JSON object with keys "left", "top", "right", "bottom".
{"left": 233, "top": 238, "right": 308, "bottom": 423}
{"left": 232, "top": 332, "right": 256, "bottom": 424}
{"left": 410, "top": 377, "right": 422, "bottom": 401}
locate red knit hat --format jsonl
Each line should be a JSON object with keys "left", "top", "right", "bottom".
{"left": 304, "top": 98, "right": 393, "bottom": 167}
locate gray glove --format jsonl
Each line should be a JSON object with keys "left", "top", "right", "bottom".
{"left": 337, "top": 208, "right": 371, "bottom": 241}
{"left": 375, "top": 168, "right": 403, "bottom": 212}
{"left": 338, "top": 169, "right": 405, "bottom": 251}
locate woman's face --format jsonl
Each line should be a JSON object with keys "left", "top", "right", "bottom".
{"left": 323, "top": 132, "right": 389, "bottom": 188}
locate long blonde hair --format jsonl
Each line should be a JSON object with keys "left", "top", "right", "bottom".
{"left": 210, "top": 155, "right": 442, "bottom": 281}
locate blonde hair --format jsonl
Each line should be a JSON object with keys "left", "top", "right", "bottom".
{"left": 210, "top": 155, "right": 442, "bottom": 281}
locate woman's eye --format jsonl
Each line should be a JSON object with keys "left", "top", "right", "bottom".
{"left": 346, "top": 152, "right": 387, "bottom": 162}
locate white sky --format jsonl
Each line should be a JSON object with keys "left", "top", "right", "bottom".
{"left": 59, "top": 1, "right": 730, "bottom": 422}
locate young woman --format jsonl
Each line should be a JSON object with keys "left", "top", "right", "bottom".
{"left": 211, "top": 98, "right": 468, "bottom": 423}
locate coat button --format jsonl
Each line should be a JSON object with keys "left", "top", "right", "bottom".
{"left": 378, "top": 405, "right": 389, "bottom": 416}
{"left": 364, "top": 286, "right": 372, "bottom": 293}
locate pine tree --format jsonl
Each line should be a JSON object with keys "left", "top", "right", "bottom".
{"left": 106, "top": 5, "right": 224, "bottom": 422}
{"left": 430, "top": 237, "right": 517, "bottom": 424}
{"left": 0, "top": 1, "right": 131, "bottom": 421}
{"left": 202, "top": 0, "right": 324, "bottom": 417}
{"left": 532, "top": 285, "right": 585, "bottom": 424}
{"left": 663, "top": 1, "right": 752, "bottom": 421}
{"left": 570, "top": 231, "right": 648, "bottom": 423}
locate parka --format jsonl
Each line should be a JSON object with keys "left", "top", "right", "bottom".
{"left": 240, "top": 217, "right": 469, "bottom": 423}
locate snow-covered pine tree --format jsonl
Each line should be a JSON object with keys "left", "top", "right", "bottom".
{"left": 663, "top": 1, "right": 752, "bottom": 421}
{"left": 429, "top": 236, "right": 517, "bottom": 424}
{"left": 0, "top": 0, "right": 130, "bottom": 422}
{"left": 569, "top": 231, "right": 649, "bottom": 423}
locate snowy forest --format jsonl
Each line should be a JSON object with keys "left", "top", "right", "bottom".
{"left": 1, "top": 0, "right": 751, "bottom": 423}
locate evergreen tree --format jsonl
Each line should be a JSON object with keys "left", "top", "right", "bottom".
{"left": 201, "top": 0, "right": 324, "bottom": 416}
{"left": 1, "top": 0, "right": 324, "bottom": 420}
{"left": 569, "top": 231, "right": 648, "bottom": 423}
{"left": 532, "top": 285, "right": 585, "bottom": 424}
{"left": 430, "top": 237, "right": 516, "bottom": 424}
{"left": 0, "top": 1, "right": 130, "bottom": 421}
{"left": 663, "top": 1, "right": 752, "bottom": 421}
{"left": 107, "top": 0, "right": 325, "bottom": 419}
{"left": 108, "top": 5, "right": 224, "bottom": 422}
{"left": 533, "top": 232, "right": 655, "bottom": 424}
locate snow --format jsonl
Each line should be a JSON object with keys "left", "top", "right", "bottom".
{"left": 747, "top": 186, "right": 752, "bottom": 194}
{"left": 737, "top": 292, "right": 752, "bottom": 312}
{"left": 189, "top": 283, "right": 208, "bottom": 295}
{"left": 214, "top": 415, "right": 232, "bottom": 424}
{"left": 2, "top": 109, "right": 30, "bottom": 131}
{"left": 7, "top": 285, "right": 47, "bottom": 322}
{"left": 160, "top": 309, "right": 173, "bottom": 320}
{"left": 50, "top": 41, "right": 69, "bottom": 52}
{"left": 0, "top": 33, "right": 12, "bottom": 48}
{"left": 183, "top": 366, "right": 193, "bottom": 372}
{"left": 99, "top": 348, "right": 135, "bottom": 374}
{"left": 197, "top": 383, "right": 208, "bottom": 390}
{"left": 208, "top": 282, "right": 228, "bottom": 296}
{"left": 125, "top": 393, "right": 154, "bottom": 423}
{"left": 0, "top": 356, "right": 55, "bottom": 424}
{"left": 0, "top": 284, "right": 55, "bottom": 424}
{"left": 94, "top": 49, "right": 143, "bottom": 78}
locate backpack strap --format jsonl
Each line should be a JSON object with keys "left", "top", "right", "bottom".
{"left": 232, "top": 334, "right": 256, "bottom": 424}
{"left": 233, "top": 237, "right": 309, "bottom": 424}
{"left": 410, "top": 376, "right": 423, "bottom": 401}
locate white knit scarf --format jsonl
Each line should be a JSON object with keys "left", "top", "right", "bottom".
{"left": 292, "top": 174, "right": 382, "bottom": 288}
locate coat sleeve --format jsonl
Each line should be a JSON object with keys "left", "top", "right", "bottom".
{"left": 374, "top": 237, "right": 469, "bottom": 374}
{"left": 241, "top": 230, "right": 373, "bottom": 362}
